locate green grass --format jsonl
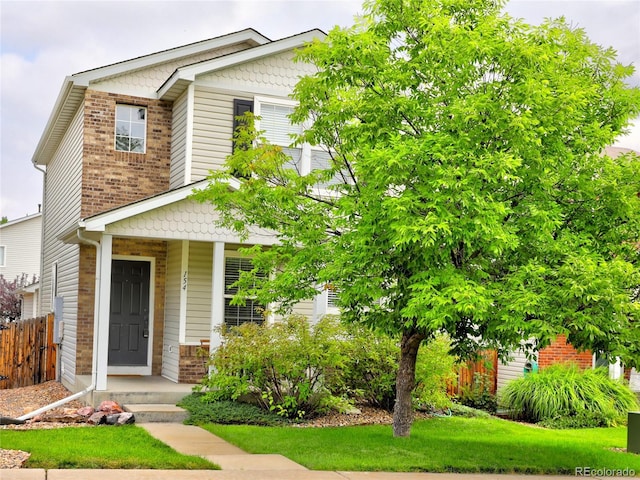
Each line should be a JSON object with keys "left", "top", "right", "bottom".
{"left": 0, "top": 425, "right": 217, "bottom": 469}
{"left": 204, "top": 416, "right": 640, "bottom": 474}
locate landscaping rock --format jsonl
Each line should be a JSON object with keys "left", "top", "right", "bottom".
{"left": 88, "top": 412, "right": 107, "bottom": 425}
{"left": 77, "top": 406, "right": 95, "bottom": 417}
{"left": 40, "top": 412, "right": 85, "bottom": 423}
{"left": 117, "top": 412, "right": 135, "bottom": 425}
{"left": 105, "top": 414, "right": 121, "bottom": 425}
{"left": 98, "top": 400, "right": 123, "bottom": 414}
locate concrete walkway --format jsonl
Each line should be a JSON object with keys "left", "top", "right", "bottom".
{"left": 1, "top": 422, "right": 605, "bottom": 479}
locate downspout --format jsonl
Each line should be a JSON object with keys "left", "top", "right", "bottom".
{"left": 14, "top": 228, "right": 101, "bottom": 421}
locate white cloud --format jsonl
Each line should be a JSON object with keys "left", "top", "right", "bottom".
{"left": 1, "top": 0, "right": 638, "bottom": 220}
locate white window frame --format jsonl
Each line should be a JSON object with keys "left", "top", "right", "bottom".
{"left": 0, "top": 245, "right": 5, "bottom": 267}
{"left": 223, "top": 253, "right": 266, "bottom": 327}
{"left": 254, "top": 96, "right": 332, "bottom": 178}
{"left": 115, "top": 104, "right": 147, "bottom": 153}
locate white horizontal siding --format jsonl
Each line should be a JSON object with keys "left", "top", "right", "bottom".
{"left": 290, "top": 299, "right": 314, "bottom": 318}
{"left": 191, "top": 87, "right": 246, "bottom": 181}
{"left": 0, "top": 215, "right": 42, "bottom": 284}
{"left": 185, "top": 241, "right": 213, "bottom": 343}
{"left": 162, "top": 241, "right": 182, "bottom": 381}
{"left": 497, "top": 350, "right": 530, "bottom": 393}
{"left": 40, "top": 105, "right": 83, "bottom": 386}
{"left": 169, "top": 91, "right": 189, "bottom": 189}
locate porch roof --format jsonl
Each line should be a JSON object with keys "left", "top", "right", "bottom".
{"left": 61, "top": 178, "right": 278, "bottom": 245}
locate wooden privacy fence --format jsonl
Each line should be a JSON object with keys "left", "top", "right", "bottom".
{"left": 448, "top": 349, "right": 498, "bottom": 397}
{"left": 0, "top": 314, "right": 57, "bottom": 389}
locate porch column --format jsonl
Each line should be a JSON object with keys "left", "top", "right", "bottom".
{"left": 209, "top": 242, "right": 225, "bottom": 356}
{"left": 178, "top": 240, "right": 189, "bottom": 343}
{"left": 95, "top": 234, "right": 112, "bottom": 391}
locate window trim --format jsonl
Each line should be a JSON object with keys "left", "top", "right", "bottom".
{"left": 253, "top": 96, "right": 342, "bottom": 190}
{"left": 0, "top": 245, "right": 6, "bottom": 267}
{"left": 254, "top": 96, "right": 315, "bottom": 176}
{"left": 114, "top": 104, "right": 147, "bottom": 154}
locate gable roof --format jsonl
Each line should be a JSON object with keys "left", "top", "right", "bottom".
{"left": 59, "top": 177, "right": 279, "bottom": 245}
{"left": 158, "top": 29, "right": 324, "bottom": 101}
{"left": 31, "top": 28, "right": 322, "bottom": 167}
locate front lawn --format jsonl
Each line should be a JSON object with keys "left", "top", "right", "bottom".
{"left": 205, "top": 416, "right": 640, "bottom": 474}
{"left": 0, "top": 425, "right": 217, "bottom": 469}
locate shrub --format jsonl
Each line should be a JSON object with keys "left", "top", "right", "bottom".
{"left": 326, "top": 328, "right": 458, "bottom": 412}
{"left": 178, "top": 393, "right": 288, "bottom": 426}
{"left": 198, "top": 315, "right": 459, "bottom": 418}
{"left": 414, "top": 336, "right": 458, "bottom": 411}
{"left": 199, "top": 315, "right": 347, "bottom": 419}
{"left": 500, "top": 363, "right": 639, "bottom": 428}
{"left": 457, "top": 371, "right": 498, "bottom": 414}
{"left": 327, "top": 323, "right": 399, "bottom": 410}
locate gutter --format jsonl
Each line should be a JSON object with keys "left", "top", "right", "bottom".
{"left": 13, "top": 228, "right": 102, "bottom": 421}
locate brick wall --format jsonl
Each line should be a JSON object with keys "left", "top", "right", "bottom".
{"left": 538, "top": 334, "right": 593, "bottom": 370}
{"left": 77, "top": 244, "right": 96, "bottom": 374}
{"left": 76, "top": 239, "right": 167, "bottom": 376}
{"left": 81, "top": 90, "right": 172, "bottom": 218}
{"left": 179, "top": 345, "right": 210, "bottom": 383}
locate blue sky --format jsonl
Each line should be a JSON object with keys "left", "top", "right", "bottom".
{"left": 1, "top": 0, "right": 639, "bottom": 221}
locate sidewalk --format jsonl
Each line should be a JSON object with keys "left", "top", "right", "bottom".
{"left": 1, "top": 423, "right": 601, "bottom": 479}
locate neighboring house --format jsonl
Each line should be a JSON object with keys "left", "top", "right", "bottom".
{"left": 0, "top": 212, "right": 42, "bottom": 320}
{"left": 32, "top": 29, "right": 334, "bottom": 393}
{"left": 496, "top": 146, "right": 640, "bottom": 394}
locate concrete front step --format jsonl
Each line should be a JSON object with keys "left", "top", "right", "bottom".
{"left": 124, "top": 404, "right": 189, "bottom": 423}
{"left": 92, "top": 390, "right": 189, "bottom": 406}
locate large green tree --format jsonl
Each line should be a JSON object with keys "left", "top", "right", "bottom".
{"left": 195, "top": 0, "right": 640, "bottom": 436}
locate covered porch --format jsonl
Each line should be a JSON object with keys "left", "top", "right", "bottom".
{"left": 69, "top": 182, "right": 280, "bottom": 394}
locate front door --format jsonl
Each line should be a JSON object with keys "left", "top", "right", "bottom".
{"left": 109, "top": 259, "right": 150, "bottom": 366}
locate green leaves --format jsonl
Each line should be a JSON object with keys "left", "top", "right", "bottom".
{"left": 196, "top": 0, "right": 640, "bottom": 383}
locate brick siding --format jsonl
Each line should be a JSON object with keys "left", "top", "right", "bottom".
{"left": 81, "top": 90, "right": 172, "bottom": 218}
{"left": 179, "top": 345, "right": 210, "bottom": 384}
{"left": 538, "top": 334, "right": 593, "bottom": 370}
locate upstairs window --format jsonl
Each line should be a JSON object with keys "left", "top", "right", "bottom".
{"left": 115, "top": 105, "right": 146, "bottom": 153}
{"left": 0, "top": 245, "right": 5, "bottom": 267}
{"left": 224, "top": 256, "right": 266, "bottom": 327}
{"left": 255, "top": 97, "right": 334, "bottom": 179}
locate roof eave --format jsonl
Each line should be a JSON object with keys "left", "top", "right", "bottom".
{"left": 158, "top": 29, "right": 325, "bottom": 101}
{"left": 31, "top": 77, "right": 87, "bottom": 166}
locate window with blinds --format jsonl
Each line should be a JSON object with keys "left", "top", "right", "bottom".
{"left": 255, "top": 97, "right": 332, "bottom": 179}
{"left": 224, "top": 256, "right": 265, "bottom": 327}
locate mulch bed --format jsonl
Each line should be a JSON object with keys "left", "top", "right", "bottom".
{"left": 1, "top": 381, "right": 87, "bottom": 469}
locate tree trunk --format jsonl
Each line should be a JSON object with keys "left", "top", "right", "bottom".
{"left": 393, "top": 329, "right": 425, "bottom": 437}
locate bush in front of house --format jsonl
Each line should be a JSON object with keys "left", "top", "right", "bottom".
{"left": 324, "top": 322, "right": 399, "bottom": 410}
{"left": 178, "top": 394, "right": 289, "bottom": 426}
{"left": 199, "top": 315, "right": 347, "bottom": 419}
{"left": 500, "top": 363, "right": 639, "bottom": 428}
{"left": 198, "top": 315, "right": 459, "bottom": 418}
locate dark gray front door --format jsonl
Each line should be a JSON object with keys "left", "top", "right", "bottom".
{"left": 108, "top": 260, "right": 150, "bottom": 366}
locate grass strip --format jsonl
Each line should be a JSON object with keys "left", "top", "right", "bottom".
{"left": 204, "top": 416, "right": 640, "bottom": 474}
{"left": 0, "top": 425, "right": 218, "bottom": 470}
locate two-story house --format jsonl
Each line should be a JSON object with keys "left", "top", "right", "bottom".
{"left": 32, "top": 29, "right": 329, "bottom": 395}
